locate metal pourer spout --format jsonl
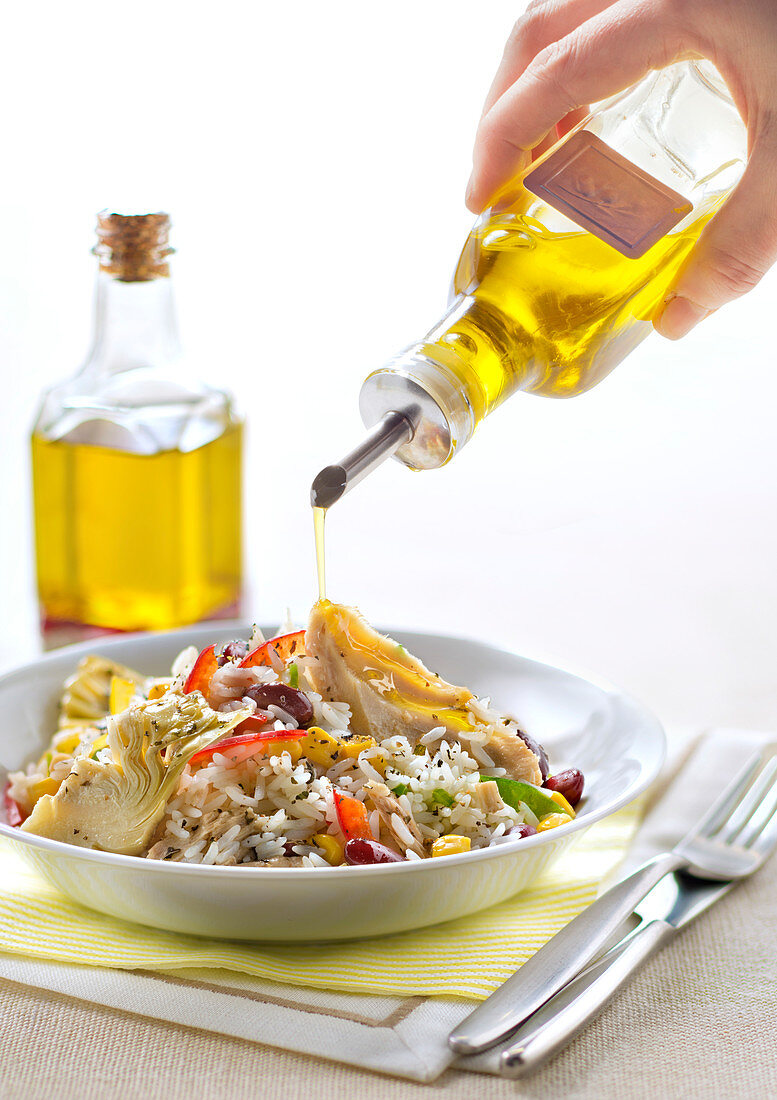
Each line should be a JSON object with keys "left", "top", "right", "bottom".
{"left": 310, "top": 410, "right": 415, "bottom": 509}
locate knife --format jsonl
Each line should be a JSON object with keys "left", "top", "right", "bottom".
{"left": 497, "top": 869, "right": 733, "bottom": 1077}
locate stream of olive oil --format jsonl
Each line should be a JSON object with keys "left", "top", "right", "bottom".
{"left": 32, "top": 424, "right": 242, "bottom": 631}
{"left": 313, "top": 506, "right": 327, "bottom": 601}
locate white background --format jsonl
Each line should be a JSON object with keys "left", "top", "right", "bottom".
{"left": 1, "top": 1, "right": 775, "bottom": 732}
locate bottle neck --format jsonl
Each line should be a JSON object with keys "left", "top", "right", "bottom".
{"left": 83, "top": 270, "right": 182, "bottom": 378}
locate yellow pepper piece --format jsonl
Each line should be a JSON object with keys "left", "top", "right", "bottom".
{"left": 299, "top": 728, "right": 382, "bottom": 772}
{"left": 298, "top": 727, "right": 343, "bottom": 768}
{"left": 537, "top": 812, "right": 570, "bottom": 832}
{"left": 147, "top": 681, "right": 171, "bottom": 701}
{"left": 311, "top": 833, "right": 345, "bottom": 866}
{"left": 89, "top": 733, "right": 109, "bottom": 759}
{"left": 53, "top": 730, "right": 82, "bottom": 755}
{"left": 267, "top": 739, "right": 303, "bottom": 765}
{"left": 548, "top": 791, "right": 576, "bottom": 818}
{"left": 338, "top": 734, "right": 377, "bottom": 760}
{"left": 109, "top": 676, "right": 136, "bottom": 715}
{"left": 431, "top": 834, "right": 471, "bottom": 858}
{"left": 28, "top": 776, "right": 61, "bottom": 805}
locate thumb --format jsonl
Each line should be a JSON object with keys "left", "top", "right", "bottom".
{"left": 655, "top": 144, "right": 777, "bottom": 340}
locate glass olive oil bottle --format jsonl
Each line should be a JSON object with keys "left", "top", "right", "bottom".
{"left": 359, "top": 61, "right": 749, "bottom": 471}
{"left": 32, "top": 212, "right": 242, "bottom": 631}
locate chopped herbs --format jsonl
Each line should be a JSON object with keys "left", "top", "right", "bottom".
{"left": 431, "top": 788, "right": 454, "bottom": 808}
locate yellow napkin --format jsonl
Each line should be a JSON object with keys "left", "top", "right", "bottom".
{"left": 0, "top": 804, "right": 641, "bottom": 1001}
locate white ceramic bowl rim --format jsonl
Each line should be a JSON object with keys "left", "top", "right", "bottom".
{"left": 0, "top": 622, "right": 666, "bottom": 880}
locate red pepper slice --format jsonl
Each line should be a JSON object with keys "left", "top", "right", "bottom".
{"left": 3, "top": 781, "right": 27, "bottom": 827}
{"left": 233, "top": 715, "right": 273, "bottom": 736}
{"left": 240, "top": 631, "right": 305, "bottom": 670}
{"left": 190, "top": 726, "right": 304, "bottom": 766}
{"left": 183, "top": 644, "right": 219, "bottom": 697}
{"left": 333, "top": 789, "right": 373, "bottom": 841}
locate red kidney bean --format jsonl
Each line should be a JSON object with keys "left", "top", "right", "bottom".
{"left": 517, "top": 728, "right": 549, "bottom": 779}
{"left": 507, "top": 823, "right": 537, "bottom": 839}
{"left": 217, "top": 640, "right": 249, "bottom": 665}
{"left": 543, "top": 768, "right": 584, "bottom": 807}
{"left": 244, "top": 683, "right": 314, "bottom": 728}
{"left": 344, "top": 839, "right": 405, "bottom": 865}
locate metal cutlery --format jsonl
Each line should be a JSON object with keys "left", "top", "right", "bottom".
{"left": 499, "top": 868, "right": 733, "bottom": 1075}
{"left": 449, "top": 745, "right": 777, "bottom": 1065}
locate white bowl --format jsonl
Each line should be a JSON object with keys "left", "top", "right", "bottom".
{"left": 0, "top": 624, "right": 665, "bottom": 941}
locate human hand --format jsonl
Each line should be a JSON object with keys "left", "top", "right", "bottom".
{"left": 467, "top": 0, "right": 777, "bottom": 339}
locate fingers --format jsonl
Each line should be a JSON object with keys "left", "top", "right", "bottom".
{"left": 655, "top": 143, "right": 777, "bottom": 338}
{"left": 480, "top": 0, "right": 617, "bottom": 119}
{"left": 468, "top": 0, "right": 699, "bottom": 211}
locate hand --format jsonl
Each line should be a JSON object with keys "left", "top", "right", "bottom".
{"left": 467, "top": 0, "right": 777, "bottom": 339}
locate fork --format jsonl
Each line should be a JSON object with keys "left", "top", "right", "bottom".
{"left": 449, "top": 746, "right": 777, "bottom": 1058}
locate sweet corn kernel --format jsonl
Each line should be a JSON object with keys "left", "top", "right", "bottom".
{"left": 431, "top": 834, "right": 472, "bottom": 858}
{"left": 548, "top": 791, "right": 576, "bottom": 818}
{"left": 311, "top": 833, "right": 345, "bottom": 866}
{"left": 537, "top": 812, "right": 570, "bottom": 832}
{"left": 370, "top": 752, "right": 388, "bottom": 775}
{"left": 298, "top": 727, "right": 342, "bottom": 768}
{"left": 361, "top": 750, "right": 388, "bottom": 775}
{"left": 109, "top": 676, "right": 136, "bottom": 715}
{"left": 147, "top": 681, "right": 171, "bottom": 701}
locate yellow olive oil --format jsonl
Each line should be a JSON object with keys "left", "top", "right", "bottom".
{"left": 313, "top": 506, "right": 327, "bottom": 601}
{"left": 32, "top": 424, "right": 242, "bottom": 631}
{"left": 422, "top": 198, "right": 719, "bottom": 421}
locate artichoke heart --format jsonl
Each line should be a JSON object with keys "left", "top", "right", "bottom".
{"left": 58, "top": 656, "right": 149, "bottom": 731}
{"left": 22, "top": 691, "right": 251, "bottom": 855}
{"left": 306, "top": 600, "right": 475, "bottom": 741}
{"left": 305, "top": 600, "right": 544, "bottom": 784}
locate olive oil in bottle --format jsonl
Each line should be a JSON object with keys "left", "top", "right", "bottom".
{"left": 31, "top": 212, "right": 242, "bottom": 631}
{"left": 358, "top": 61, "right": 749, "bottom": 472}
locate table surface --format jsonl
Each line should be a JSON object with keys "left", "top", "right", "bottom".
{"left": 2, "top": 1, "right": 776, "bottom": 1095}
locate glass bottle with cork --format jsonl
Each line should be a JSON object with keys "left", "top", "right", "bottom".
{"left": 32, "top": 211, "right": 242, "bottom": 633}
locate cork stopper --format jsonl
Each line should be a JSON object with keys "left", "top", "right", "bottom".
{"left": 93, "top": 211, "right": 174, "bottom": 281}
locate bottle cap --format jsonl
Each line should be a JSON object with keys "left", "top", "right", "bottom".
{"left": 93, "top": 211, "right": 174, "bottom": 281}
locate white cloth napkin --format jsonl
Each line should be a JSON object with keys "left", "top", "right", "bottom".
{"left": 1, "top": 727, "right": 772, "bottom": 1083}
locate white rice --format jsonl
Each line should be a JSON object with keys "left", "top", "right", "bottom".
{"left": 10, "top": 633, "right": 537, "bottom": 869}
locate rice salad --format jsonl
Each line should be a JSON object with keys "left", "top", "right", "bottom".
{"left": 5, "top": 602, "right": 585, "bottom": 868}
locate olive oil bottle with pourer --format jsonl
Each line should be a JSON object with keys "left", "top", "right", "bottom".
{"left": 32, "top": 212, "right": 243, "bottom": 632}
{"left": 312, "top": 59, "right": 748, "bottom": 574}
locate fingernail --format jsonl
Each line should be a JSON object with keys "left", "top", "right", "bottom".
{"left": 655, "top": 295, "right": 712, "bottom": 340}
